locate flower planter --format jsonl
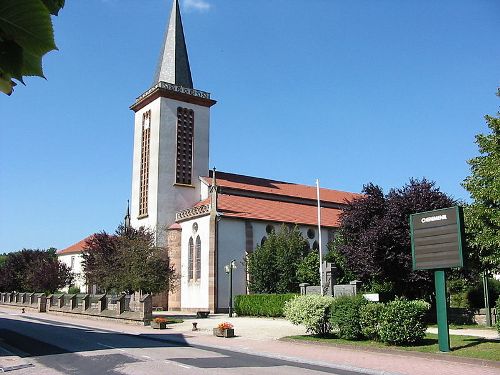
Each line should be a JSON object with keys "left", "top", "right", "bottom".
{"left": 151, "top": 321, "right": 167, "bottom": 329}
{"left": 213, "top": 328, "right": 235, "bottom": 338}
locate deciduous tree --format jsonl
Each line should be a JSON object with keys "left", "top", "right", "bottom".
{"left": 0, "top": 249, "right": 72, "bottom": 292}
{"left": 81, "top": 225, "right": 175, "bottom": 294}
{"left": 462, "top": 88, "right": 500, "bottom": 274}
{"left": 334, "top": 179, "right": 456, "bottom": 299}
{"left": 247, "top": 225, "right": 311, "bottom": 293}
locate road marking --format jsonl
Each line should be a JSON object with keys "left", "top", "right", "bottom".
{"left": 165, "top": 360, "right": 191, "bottom": 369}
{"left": 96, "top": 343, "right": 125, "bottom": 352}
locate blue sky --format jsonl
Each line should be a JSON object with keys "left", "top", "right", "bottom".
{"left": 0, "top": 0, "right": 498, "bottom": 253}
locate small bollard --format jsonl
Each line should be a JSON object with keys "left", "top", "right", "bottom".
{"left": 192, "top": 322, "right": 198, "bottom": 331}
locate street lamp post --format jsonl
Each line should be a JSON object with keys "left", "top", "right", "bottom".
{"left": 225, "top": 260, "right": 236, "bottom": 317}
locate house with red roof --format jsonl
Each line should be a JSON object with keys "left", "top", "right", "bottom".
{"left": 57, "top": 236, "right": 93, "bottom": 292}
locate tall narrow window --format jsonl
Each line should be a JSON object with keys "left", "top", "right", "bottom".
{"left": 188, "top": 237, "right": 194, "bottom": 280}
{"left": 195, "top": 236, "right": 201, "bottom": 280}
{"left": 176, "top": 107, "right": 194, "bottom": 185}
{"left": 139, "top": 110, "right": 151, "bottom": 216}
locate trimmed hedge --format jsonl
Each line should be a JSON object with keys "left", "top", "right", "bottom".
{"left": 284, "top": 294, "right": 334, "bottom": 335}
{"left": 378, "top": 299, "right": 430, "bottom": 345}
{"left": 359, "top": 302, "right": 384, "bottom": 340}
{"left": 234, "top": 293, "right": 297, "bottom": 317}
{"left": 330, "top": 295, "right": 368, "bottom": 340}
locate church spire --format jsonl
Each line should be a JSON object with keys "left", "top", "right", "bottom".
{"left": 153, "top": 0, "right": 193, "bottom": 88}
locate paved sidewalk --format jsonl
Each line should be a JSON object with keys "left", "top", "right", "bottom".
{"left": 426, "top": 326, "right": 499, "bottom": 340}
{"left": 1, "top": 306, "right": 499, "bottom": 375}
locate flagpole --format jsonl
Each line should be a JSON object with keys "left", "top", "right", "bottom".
{"left": 316, "top": 179, "right": 324, "bottom": 296}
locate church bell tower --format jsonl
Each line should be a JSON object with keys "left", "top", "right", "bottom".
{"left": 130, "top": 0, "right": 216, "bottom": 238}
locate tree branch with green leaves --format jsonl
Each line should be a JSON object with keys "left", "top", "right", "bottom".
{"left": 0, "top": 0, "right": 64, "bottom": 95}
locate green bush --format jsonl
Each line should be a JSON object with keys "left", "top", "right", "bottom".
{"left": 359, "top": 302, "right": 385, "bottom": 340}
{"left": 284, "top": 294, "right": 334, "bottom": 335}
{"left": 234, "top": 294, "right": 297, "bottom": 317}
{"left": 296, "top": 252, "right": 320, "bottom": 285}
{"left": 330, "top": 295, "right": 368, "bottom": 340}
{"left": 378, "top": 299, "right": 430, "bottom": 345}
{"left": 496, "top": 296, "right": 500, "bottom": 334}
{"left": 68, "top": 285, "right": 81, "bottom": 294}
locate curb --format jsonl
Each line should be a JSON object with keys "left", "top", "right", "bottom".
{"left": 280, "top": 337, "right": 500, "bottom": 369}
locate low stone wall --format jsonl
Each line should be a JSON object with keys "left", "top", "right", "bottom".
{"left": 0, "top": 292, "right": 152, "bottom": 324}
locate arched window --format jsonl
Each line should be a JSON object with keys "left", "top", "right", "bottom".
{"left": 188, "top": 237, "right": 194, "bottom": 280}
{"left": 195, "top": 236, "right": 201, "bottom": 280}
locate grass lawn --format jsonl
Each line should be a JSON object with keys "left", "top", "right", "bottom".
{"left": 428, "top": 323, "right": 496, "bottom": 330}
{"left": 286, "top": 333, "right": 500, "bottom": 362}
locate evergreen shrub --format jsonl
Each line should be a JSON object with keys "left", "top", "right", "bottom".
{"left": 467, "top": 278, "right": 500, "bottom": 308}
{"left": 378, "top": 299, "right": 430, "bottom": 345}
{"left": 284, "top": 294, "right": 334, "bottom": 335}
{"left": 359, "top": 302, "right": 385, "bottom": 340}
{"left": 68, "top": 286, "right": 81, "bottom": 295}
{"left": 330, "top": 295, "right": 368, "bottom": 340}
{"left": 233, "top": 294, "right": 297, "bottom": 317}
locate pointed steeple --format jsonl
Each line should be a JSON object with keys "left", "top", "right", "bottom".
{"left": 153, "top": 0, "right": 193, "bottom": 88}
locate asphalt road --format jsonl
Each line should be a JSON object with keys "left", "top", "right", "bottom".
{"left": 0, "top": 311, "right": 385, "bottom": 375}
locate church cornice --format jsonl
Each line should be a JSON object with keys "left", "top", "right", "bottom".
{"left": 130, "top": 82, "right": 216, "bottom": 112}
{"left": 175, "top": 204, "right": 210, "bottom": 222}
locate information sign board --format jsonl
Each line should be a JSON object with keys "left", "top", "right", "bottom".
{"left": 410, "top": 206, "right": 465, "bottom": 270}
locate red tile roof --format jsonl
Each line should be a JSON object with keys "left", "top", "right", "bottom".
{"left": 196, "top": 194, "right": 341, "bottom": 227}
{"left": 201, "top": 172, "right": 361, "bottom": 204}
{"left": 57, "top": 235, "right": 93, "bottom": 255}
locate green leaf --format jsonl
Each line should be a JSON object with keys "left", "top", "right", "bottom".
{"left": 41, "top": 0, "right": 65, "bottom": 16}
{"left": 22, "top": 48, "right": 44, "bottom": 77}
{"left": 0, "top": 0, "right": 57, "bottom": 56}
{"left": 0, "top": 40, "right": 23, "bottom": 80}
{"left": 0, "top": 71, "right": 15, "bottom": 95}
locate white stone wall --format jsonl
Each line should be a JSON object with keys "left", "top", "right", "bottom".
{"left": 58, "top": 253, "right": 86, "bottom": 292}
{"left": 216, "top": 218, "right": 247, "bottom": 310}
{"left": 130, "top": 100, "right": 161, "bottom": 232}
{"left": 251, "top": 221, "right": 332, "bottom": 254}
{"left": 216, "top": 218, "right": 335, "bottom": 310}
{"left": 130, "top": 97, "right": 211, "bottom": 243}
{"left": 179, "top": 215, "right": 211, "bottom": 309}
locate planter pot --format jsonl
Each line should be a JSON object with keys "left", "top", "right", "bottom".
{"left": 151, "top": 321, "right": 167, "bottom": 329}
{"left": 213, "top": 328, "right": 234, "bottom": 338}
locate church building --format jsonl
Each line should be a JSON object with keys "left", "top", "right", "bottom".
{"left": 59, "top": 0, "right": 361, "bottom": 312}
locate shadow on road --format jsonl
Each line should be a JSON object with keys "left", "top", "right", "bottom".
{"left": 0, "top": 315, "right": 189, "bottom": 358}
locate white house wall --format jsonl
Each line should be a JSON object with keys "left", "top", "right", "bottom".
{"left": 58, "top": 253, "right": 86, "bottom": 292}
{"left": 179, "top": 215, "right": 211, "bottom": 309}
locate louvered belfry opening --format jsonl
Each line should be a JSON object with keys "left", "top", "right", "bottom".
{"left": 176, "top": 107, "right": 194, "bottom": 185}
